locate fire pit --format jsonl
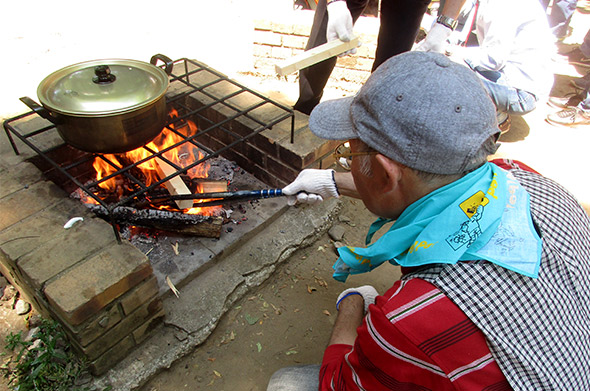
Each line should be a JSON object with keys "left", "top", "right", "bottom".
{"left": 4, "top": 56, "right": 307, "bottom": 294}
{"left": 1, "top": 56, "right": 340, "bottom": 381}
{"left": 5, "top": 57, "right": 296, "bottom": 238}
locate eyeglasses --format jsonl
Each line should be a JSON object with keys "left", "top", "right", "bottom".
{"left": 332, "top": 141, "right": 378, "bottom": 170}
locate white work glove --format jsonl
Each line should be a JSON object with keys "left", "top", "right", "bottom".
{"left": 282, "top": 169, "right": 340, "bottom": 206}
{"left": 415, "top": 22, "right": 453, "bottom": 53}
{"left": 336, "top": 285, "right": 379, "bottom": 314}
{"left": 327, "top": 1, "right": 357, "bottom": 56}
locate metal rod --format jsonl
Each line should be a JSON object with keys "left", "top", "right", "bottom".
{"left": 153, "top": 188, "right": 283, "bottom": 201}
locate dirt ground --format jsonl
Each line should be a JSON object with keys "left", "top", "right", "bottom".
{"left": 0, "top": 282, "right": 37, "bottom": 391}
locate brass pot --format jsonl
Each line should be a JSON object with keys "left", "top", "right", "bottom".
{"left": 20, "top": 54, "right": 174, "bottom": 154}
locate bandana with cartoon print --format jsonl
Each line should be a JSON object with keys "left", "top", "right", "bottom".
{"left": 333, "top": 162, "right": 542, "bottom": 282}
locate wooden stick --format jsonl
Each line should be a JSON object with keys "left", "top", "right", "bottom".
{"left": 154, "top": 157, "right": 193, "bottom": 210}
{"left": 275, "top": 36, "right": 360, "bottom": 76}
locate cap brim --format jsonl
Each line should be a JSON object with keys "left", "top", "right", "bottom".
{"left": 308, "top": 96, "right": 358, "bottom": 140}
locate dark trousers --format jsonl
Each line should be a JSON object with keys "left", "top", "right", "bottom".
{"left": 294, "top": 0, "right": 432, "bottom": 114}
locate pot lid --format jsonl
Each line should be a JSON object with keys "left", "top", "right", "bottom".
{"left": 37, "top": 58, "right": 169, "bottom": 116}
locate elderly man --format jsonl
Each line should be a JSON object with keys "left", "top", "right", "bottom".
{"left": 269, "top": 52, "right": 590, "bottom": 390}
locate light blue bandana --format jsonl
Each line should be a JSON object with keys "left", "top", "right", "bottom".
{"left": 333, "top": 163, "right": 542, "bottom": 282}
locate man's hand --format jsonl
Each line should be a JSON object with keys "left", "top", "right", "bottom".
{"left": 328, "top": 286, "right": 378, "bottom": 346}
{"left": 415, "top": 23, "right": 453, "bottom": 53}
{"left": 326, "top": 1, "right": 357, "bottom": 56}
{"left": 282, "top": 169, "right": 340, "bottom": 206}
{"left": 336, "top": 285, "right": 378, "bottom": 314}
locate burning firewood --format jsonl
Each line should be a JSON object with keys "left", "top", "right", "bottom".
{"left": 87, "top": 204, "right": 223, "bottom": 238}
{"left": 192, "top": 179, "right": 228, "bottom": 194}
{"left": 154, "top": 157, "right": 194, "bottom": 210}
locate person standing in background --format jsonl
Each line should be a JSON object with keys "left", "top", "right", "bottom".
{"left": 293, "top": 0, "right": 467, "bottom": 115}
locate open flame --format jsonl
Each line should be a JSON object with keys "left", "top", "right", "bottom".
{"left": 88, "top": 109, "right": 220, "bottom": 215}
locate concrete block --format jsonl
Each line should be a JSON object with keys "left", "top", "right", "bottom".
{"left": 0, "top": 249, "right": 53, "bottom": 320}
{"left": 79, "top": 298, "right": 163, "bottom": 360}
{"left": 132, "top": 309, "right": 165, "bottom": 345}
{"left": 336, "top": 55, "right": 360, "bottom": 70}
{"left": 231, "top": 142, "right": 267, "bottom": 170}
{"left": 88, "top": 335, "right": 135, "bottom": 376}
{"left": 277, "top": 127, "right": 339, "bottom": 170}
{"left": 293, "top": 23, "right": 312, "bottom": 36}
{"left": 120, "top": 276, "right": 159, "bottom": 316}
{"left": 270, "top": 46, "right": 293, "bottom": 60}
{"left": 356, "top": 43, "right": 377, "bottom": 58}
{"left": 340, "top": 68, "right": 371, "bottom": 84}
{"left": 43, "top": 241, "right": 152, "bottom": 325}
{"left": 352, "top": 57, "right": 375, "bottom": 72}
{"left": 253, "top": 44, "right": 272, "bottom": 58}
{"left": 254, "top": 19, "right": 273, "bottom": 31}
{"left": 2, "top": 116, "right": 64, "bottom": 161}
{"left": 63, "top": 302, "right": 123, "bottom": 347}
{"left": 270, "top": 21, "right": 297, "bottom": 35}
{"left": 266, "top": 156, "right": 300, "bottom": 183}
{"left": 282, "top": 34, "right": 308, "bottom": 50}
{"left": 253, "top": 61, "right": 276, "bottom": 75}
{"left": 249, "top": 161, "right": 289, "bottom": 188}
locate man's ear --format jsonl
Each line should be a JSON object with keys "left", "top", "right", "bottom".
{"left": 374, "top": 154, "right": 403, "bottom": 194}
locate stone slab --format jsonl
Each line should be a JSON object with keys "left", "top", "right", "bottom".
{"left": 0, "top": 199, "right": 90, "bottom": 266}
{"left": 0, "top": 180, "right": 66, "bottom": 232}
{"left": 0, "top": 160, "right": 44, "bottom": 199}
{"left": 18, "top": 216, "right": 117, "bottom": 290}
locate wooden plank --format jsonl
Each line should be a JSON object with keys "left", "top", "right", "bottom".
{"left": 154, "top": 158, "right": 193, "bottom": 210}
{"left": 275, "top": 36, "right": 360, "bottom": 76}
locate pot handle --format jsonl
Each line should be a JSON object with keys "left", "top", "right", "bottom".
{"left": 150, "top": 54, "right": 174, "bottom": 76}
{"left": 19, "top": 97, "right": 63, "bottom": 125}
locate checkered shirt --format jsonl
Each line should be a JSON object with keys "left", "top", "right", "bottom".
{"left": 406, "top": 169, "right": 590, "bottom": 390}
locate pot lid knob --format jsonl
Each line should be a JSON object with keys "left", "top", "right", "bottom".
{"left": 93, "top": 65, "right": 117, "bottom": 84}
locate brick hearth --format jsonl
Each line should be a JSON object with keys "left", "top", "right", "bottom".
{"left": 0, "top": 62, "right": 336, "bottom": 375}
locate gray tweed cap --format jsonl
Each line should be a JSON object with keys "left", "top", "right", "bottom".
{"left": 308, "top": 51, "right": 499, "bottom": 175}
